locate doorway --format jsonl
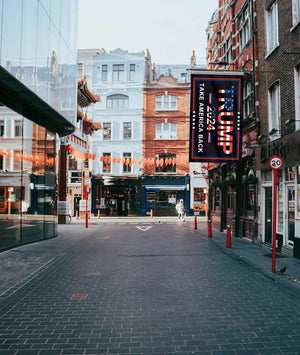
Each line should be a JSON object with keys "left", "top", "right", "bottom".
{"left": 264, "top": 187, "right": 272, "bottom": 244}
{"left": 286, "top": 185, "right": 295, "bottom": 247}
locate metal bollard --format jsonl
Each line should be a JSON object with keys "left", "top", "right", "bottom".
{"left": 226, "top": 225, "right": 232, "bottom": 248}
{"left": 208, "top": 219, "right": 213, "bottom": 238}
{"left": 194, "top": 216, "right": 197, "bottom": 230}
{"left": 98, "top": 209, "right": 101, "bottom": 219}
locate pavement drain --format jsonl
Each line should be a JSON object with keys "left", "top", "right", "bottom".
{"left": 86, "top": 272, "right": 99, "bottom": 276}
{"left": 70, "top": 293, "right": 88, "bottom": 301}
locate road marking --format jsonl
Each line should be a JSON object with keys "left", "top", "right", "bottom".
{"left": 136, "top": 226, "right": 152, "bottom": 232}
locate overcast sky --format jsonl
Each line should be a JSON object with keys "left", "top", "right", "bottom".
{"left": 78, "top": 0, "right": 218, "bottom": 65}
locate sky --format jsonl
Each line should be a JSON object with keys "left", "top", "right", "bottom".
{"left": 78, "top": 0, "right": 218, "bottom": 65}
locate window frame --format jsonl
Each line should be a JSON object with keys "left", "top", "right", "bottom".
{"left": 295, "top": 64, "right": 300, "bottom": 130}
{"left": 107, "top": 94, "right": 129, "bottom": 109}
{"left": 102, "top": 152, "right": 111, "bottom": 173}
{"left": 102, "top": 65, "right": 108, "bottom": 82}
{"left": 265, "top": 1, "right": 279, "bottom": 55}
{"left": 112, "top": 64, "right": 124, "bottom": 82}
{"left": 155, "top": 122, "right": 177, "bottom": 139}
{"left": 292, "top": 0, "right": 300, "bottom": 27}
{"left": 268, "top": 82, "right": 281, "bottom": 139}
{"left": 155, "top": 153, "right": 176, "bottom": 174}
{"left": 103, "top": 122, "right": 112, "bottom": 140}
{"left": 155, "top": 94, "right": 177, "bottom": 111}
{"left": 129, "top": 64, "right": 135, "bottom": 81}
{"left": 123, "top": 121, "right": 132, "bottom": 140}
{"left": 0, "top": 120, "right": 4, "bottom": 137}
{"left": 123, "top": 152, "right": 132, "bottom": 173}
{"left": 14, "top": 120, "right": 23, "bottom": 137}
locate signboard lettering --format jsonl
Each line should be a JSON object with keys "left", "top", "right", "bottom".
{"left": 189, "top": 72, "right": 243, "bottom": 162}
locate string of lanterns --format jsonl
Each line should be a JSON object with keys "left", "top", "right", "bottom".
{"left": 0, "top": 145, "right": 189, "bottom": 167}
{"left": 0, "top": 149, "right": 57, "bottom": 165}
{"left": 66, "top": 145, "right": 189, "bottom": 166}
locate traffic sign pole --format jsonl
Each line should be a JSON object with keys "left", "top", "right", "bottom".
{"left": 269, "top": 156, "right": 283, "bottom": 273}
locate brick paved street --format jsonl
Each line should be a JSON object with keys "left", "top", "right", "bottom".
{"left": 0, "top": 220, "right": 300, "bottom": 354}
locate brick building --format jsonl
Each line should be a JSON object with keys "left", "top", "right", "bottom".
{"left": 206, "top": 0, "right": 259, "bottom": 239}
{"left": 255, "top": 0, "right": 300, "bottom": 256}
{"left": 142, "top": 54, "right": 190, "bottom": 216}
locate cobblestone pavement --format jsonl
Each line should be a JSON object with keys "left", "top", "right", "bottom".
{"left": 0, "top": 219, "right": 300, "bottom": 354}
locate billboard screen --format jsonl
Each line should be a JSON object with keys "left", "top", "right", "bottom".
{"left": 189, "top": 72, "right": 243, "bottom": 162}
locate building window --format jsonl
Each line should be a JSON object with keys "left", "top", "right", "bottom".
{"left": 103, "top": 153, "right": 111, "bottom": 173}
{"left": 155, "top": 153, "right": 176, "bottom": 173}
{"left": 13, "top": 150, "right": 21, "bottom": 171}
{"left": 70, "top": 171, "right": 81, "bottom": 184}
{"left": 0, "top": 120, "right": 4, "bottom": 137}
{"left": 238, "top": 6, "right": 251, "bottom": 50}
{"left": 223, "top": 34, "right": 232, "bottom": 65}
{"left": 103, "top": 123, "right": 111, "bottom": 140}
{"left": 292, "top": 0, "right": 300, "bottom": 26}
{"left": 78, "top": 62, "right": 84, "bottom": 77}
{"left": 265, "top": 1, "right": 279, "bottom": 54}
{"left": 155, "top": 95, "right": 177, "bottom": 110}
{"left": 244, "top": 80, "right": 254, "bottom": 119}
{"left": 102, "top": 65, "right": 108, "bottom": 82}
{"left": 68, "top": 157, "right": 76, "bottom": 170}
{"left": 107, "top": 94, "right": 129, "bottom": 109}
{"left": 123, "top": 122, "right": 132, "bottom": 139}
{"left": 268, "top": 82, "right": 281, "bottom": 137}
{"left": 112, "top": 64, "right": 124, "bottom": 81}
{"left": 295, "top": 64, "right": 300, "bottom": 130}
{"left": 155, "top": 122, "right": 177, "bottom": 139}
{"left": 213, "top": 188, "right": 220, "bottom": 212}
{"left": 123, "top": 152, "right": 131, "bottom": 173}
{"left": 14, "top": 120, "right": 22, "bottom": 137}
{"left": 129, "top": 64, "right": 135, "bottom": 81}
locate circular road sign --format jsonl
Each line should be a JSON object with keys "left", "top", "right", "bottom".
{"left": 269, "top": 156, "right": 283, "bottom": 170}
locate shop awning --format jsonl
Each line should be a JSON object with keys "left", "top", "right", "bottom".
{"left": 145, "top": 185, "right": 186, "bottom": 191}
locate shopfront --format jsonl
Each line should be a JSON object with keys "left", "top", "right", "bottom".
{"left": 257, "top": 132, "right": 300, "bottom": 257}
{"left": 141, "top": 175, "right": 190, "bottom": 216}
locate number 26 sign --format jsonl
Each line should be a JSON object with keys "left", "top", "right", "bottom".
{"left": 269, "top": 156, "right": 283, "bottom": 170}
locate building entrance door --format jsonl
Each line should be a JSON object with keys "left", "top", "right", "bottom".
{"left": 286, "top": 185, "right": 295, "bottom": 247}
{"left": 264, "top": 187, "right": 272, "bottom": 244}
{"left": 0, "top": 187, "right": 6, "bottom": 213}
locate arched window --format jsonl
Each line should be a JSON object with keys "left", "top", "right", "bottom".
{"left": 107, "top": 94, "right": 129, "bottom": 109}
{"left": 155, "top": 95, "right": 177, "bottom": 110}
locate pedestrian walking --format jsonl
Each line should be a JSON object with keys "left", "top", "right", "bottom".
{"left": 176, "top": 200, "right": 185, "bottom": 221}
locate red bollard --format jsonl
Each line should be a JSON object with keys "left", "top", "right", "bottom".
{"left": 98, "top": 209, "right": 101, "bottom": 219}
{"left": 150, "top": 209, "right": 153, "bottom": 219}
{"left": 194, "top": 216, "right": 197, "bottom": 230}
{"left": 208, "top": 220, "right": 213, "bottom": 238}
{"left": 226, "top": 225, "right": 232, "bottom": 248}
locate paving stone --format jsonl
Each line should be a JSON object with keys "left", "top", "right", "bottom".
{"left": 0, "top": 222, "right": 299, "bottom": 354}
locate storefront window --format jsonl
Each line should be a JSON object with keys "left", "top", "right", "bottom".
{"left": 296, "top": 166, "right": 300, "bottom": 218}
{"left": 0, "top": 112, "right": 58, "bottom": 251}
{"left": 246, "top": 184, "right": 255, "bottom": 217}
{"left": 146, "top": 190, "right": 183, "bottom": 207}
{"left": 194, "top": 188, "right": 207, "bottom": 216}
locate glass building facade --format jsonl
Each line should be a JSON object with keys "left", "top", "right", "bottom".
{"left": 0, "top": 0, "right": 78, "bottom": 251}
